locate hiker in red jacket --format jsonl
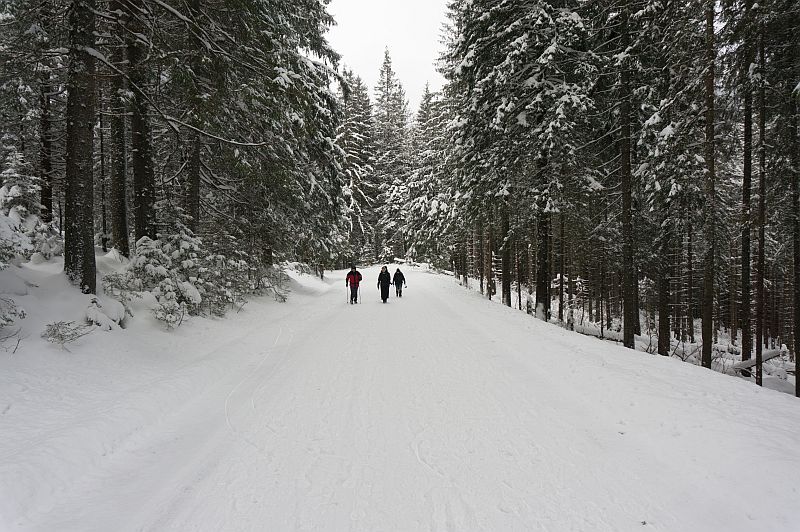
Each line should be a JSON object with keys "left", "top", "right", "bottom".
{"left": 345, "top": 265, "right": 362, "bottom": 304}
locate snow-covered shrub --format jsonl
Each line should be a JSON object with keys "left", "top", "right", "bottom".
{"left": 0, "top": 138, "right": 62, "bottom": 267}
{"left": 85, "top": 297, "right": 126, "bottom": 330}
{"left": 151, "top": 277, "right": 186, "bottom": 329}
{"left": 41, "top": 321, "right": 92, "bottom": 347}
{"left": 0, "top": 295, "right": 24, "bottom": 328}
{"left": 101, "top": 271, "right": 139, "bottom": 316}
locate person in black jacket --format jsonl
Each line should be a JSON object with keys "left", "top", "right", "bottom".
{"left": 377, "top": 266, "right": 391, "bottom": 303}
{"left": 393, "top": 268, "right": 406, "bottom": 297}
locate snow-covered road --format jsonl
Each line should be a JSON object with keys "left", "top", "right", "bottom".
{"left": 3, "top": 265, "right": 800, "bottom": 531}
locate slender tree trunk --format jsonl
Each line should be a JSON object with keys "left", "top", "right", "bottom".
{"left": 536, "top": 209, "right": 550, "bottom": 320}
{"left": 620, "top": 12, "right": 637, "bottom": 349}
{"left": 39, "top": 81, "right": 53, "bottom": 223}
{"left": 701, "top": 0, "right": 716, "bottom": 368}
{"left": 38, "top": 2, "right": 53, "bottom": 223}
{"left": 486, "top": 217, "right": 493, "bottom": 301}
{"left": 730, "top": 242, "right": 738, "bottom": 346}
{"left": 99, "top": 98, "right": 108, "bottom": 252}
{"left": 687, "top": 216, "right": 696, "bottom": 343}
{"left": 559, "top": 213, "right": 565, "bottom": 323}
{"left": 516, "top": 237, "right": 522, "bottom": 311}
{"left": 791, "top": 45, "right": 800, "bottom": 397}
{"left": 109, "top": 11, "right": 130, "bottom": 256}
{"left": 477, "top": 224, "right": 484, "bottom": 295}
{"left": 741, "top": 9, "right": 753, "bottom": 361}
{"left": 127, "top": 3, "right": 155, "bottom": 242}
{"left": 567, "top": 243, "right": 575, "bottom": 331}
{"left": 63, "top": 0, "right": 97, "bottom": 293}
{"left": 755, "top": 24, "right": 766, "bottom": 385}
{"left": 658, "top": 221, "right": 672, "bottom": 355}
{"left": 501, "top": 203, "right": 511, "bottom": 307}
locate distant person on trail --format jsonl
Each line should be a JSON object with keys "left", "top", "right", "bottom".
{"left": 346, "top": 265, "right": 362, "bottom": 304}
{"left": 377, "top": 266, "right": 391, "bottom": 303}
{"left": 393, "top": 268, "right": 406, "bottom": 297}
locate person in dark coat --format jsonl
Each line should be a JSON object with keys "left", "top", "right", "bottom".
{"left": 393, "top": 268, "right": 406, "bottom": 297}
{"left": 346, "top": 265, "right": 362, "bottom": 304}
{"left": 377, "top": 266, "right": 391, "bottom": 303}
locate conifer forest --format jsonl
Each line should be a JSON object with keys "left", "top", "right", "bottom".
{"left": 1, "top": 0, "right": 799, "bottom": 394}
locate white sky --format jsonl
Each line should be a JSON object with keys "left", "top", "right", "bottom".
{"left": 325, "top": 0, "right": 449, "bottom": 113}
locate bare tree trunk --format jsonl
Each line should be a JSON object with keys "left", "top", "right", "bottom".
{"left": 755, "top": 24, "right": 766, "bottom": 385}
{"left": 501, "top": 203, "right": 511, "bottom": 307}
{"left": 687, "top": 214, "right": 695, "bottom": 343}
{"left": 127, "top": 1, "right": 155, "bottom": 242}
{"left": 536, "top": 209, "right": 550, "bottom": 320}
{"left": 559, "top": 213, "right": 565, "bottom": 323}
{"left": 39, "top": 71, "right": 53, "bottom": 223}
{"left": 477, "top": 224, "right": 484, "bottom": 295}
{"left": 741, "top": 0, "right": 754, "bottom": 361}
{"left": 620, "top": 10, "right": 637, "bottom": 349}
{"left": 63, "top": 0, "right": 97, "bottom": 293}
{"left": 98, "top": 96, "right": 108, "bottom": 252}
{"left": 658, "top": 221, "right": 671, "bottom": 355}
{"left": 701, "top": 0, "right": 716, "bottom": 368}
{"left": 730, "top": 242, "right": 738, "bottom": 346}
{"left": 791, "top": 45, "right": 800, "bottom": 397}
{"left": 109, "top": 7, "right": 130, "bottom": 256}
{"left": 486, "top": 217, "right": 493, "bottom": 301}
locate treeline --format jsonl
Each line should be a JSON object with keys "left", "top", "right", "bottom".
{"left": 338, "top": 0, "right": 799, "bottom": 392}
{"left": 0, "top": 0, "right": 346, "bottom": 324}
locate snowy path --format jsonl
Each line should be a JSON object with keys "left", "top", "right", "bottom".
{"left": 3, "top": 266, "right": 800, "bottom": 531}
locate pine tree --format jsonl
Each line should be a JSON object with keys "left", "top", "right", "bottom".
{"left": 373, "top": 49, "right": 411, "bottom": 261}
{"left": 338, "top": 69, "right": 377, "bottom": 263}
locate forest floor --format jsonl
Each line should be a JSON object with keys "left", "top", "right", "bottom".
{"left": 2, "top": 260, "right": 800, "bottom": 531}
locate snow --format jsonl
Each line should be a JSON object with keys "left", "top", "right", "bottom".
{"left": 2, "top": 264, "right": 800, "bottom": 531}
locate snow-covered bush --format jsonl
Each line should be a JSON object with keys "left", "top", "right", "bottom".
{"left": 0, "top": 295, "right": 24, "bottom": 328}
{"left": 41, "top": 321, "right": 92, "bottom": 347}
{"left": 85, "top": 297, "right": 126, "bottom": 330}
{"left": 0, "top": 137, "right": 62, "bottom": 268}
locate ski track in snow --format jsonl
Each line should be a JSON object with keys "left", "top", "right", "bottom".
{"left": 2, "top": 266, "right": 800, "bottom": 531}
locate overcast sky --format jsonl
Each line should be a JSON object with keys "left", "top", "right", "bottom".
{"left": 325, "top": 0, "right": 449, "bottom": 113}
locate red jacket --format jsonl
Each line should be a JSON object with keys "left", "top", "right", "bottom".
{"left": 346, "top": 271, "right": 362, "bottom": 287}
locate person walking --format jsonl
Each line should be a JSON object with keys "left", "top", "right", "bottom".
{"left": 346, "top": 265, "right": 362, "bottom": 304}
{"left": 393, "top": 268, "right": 406, "bottom": 297}
{"left": 377, "top": 266, "right": 391, "bottom": 303}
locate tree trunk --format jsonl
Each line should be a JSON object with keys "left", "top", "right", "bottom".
{"left": 559, "top": 213, "right": 565, "bottom": 323}
{"left": 791, "top": 44, "right": 800, "bottom": 397}
{"left": 755, "top": 24, "right": 766, "bottom": 385}
{"left": 620, "top": 12, "right": 637, "bottom": 349}
{"left": 98, "top": 96, "right": 108, "bottom": 252}
{"left": 658, "top": 222, "right": 672, "bottom": 355}
{"left": 701, "top": 0, "right": 716, "bottom": 368}
{"left": 501, "top": 203, "right": 511, "bottom": 307}
{"left": 477, "top": 224, "right": 484, "bottom": 295}
{"left": 687, "top": 218, "right": 696, "bottom": 344}
{"left": 39, "top": 74, "right": 53, "bottom": 223}
{"left": 109, "top": 11, "right": 130, "bottom": 256}
{"left": 127, "top": 3, "right": 155, "bottom": 242}
{"left": 535, "top": 209, "right": 550, "bottom": 320}
{"left": 741, "top": 0, "right": 753, "bottom": 362}
{"left": 63, "top": 0, "right": 97, "bottom": 293}
{"left": 486, "top": 218, "right": 493, "bottom": 301}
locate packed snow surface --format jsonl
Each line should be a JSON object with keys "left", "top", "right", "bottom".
{"left": 2, "top": 264, "right": 800, "bottom": 531}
